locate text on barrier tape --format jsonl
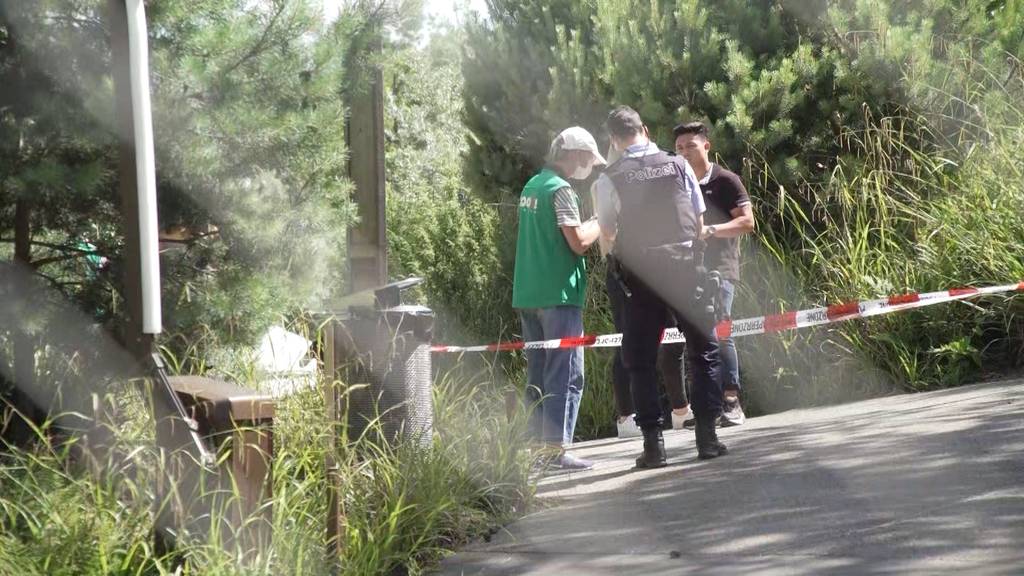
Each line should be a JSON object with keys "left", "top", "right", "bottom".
{"left": 429, "top": 281, "right": 1024, "bottom": 353}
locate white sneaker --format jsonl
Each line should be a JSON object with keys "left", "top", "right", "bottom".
{"left": 720, "top": 397, "right": 746, "bottom": 427}
{"left": 556, "top": 452, "right": 594, "bottom": 470}
{"left": 617, "top": 414, "right": 642, "bottom": 438}
{"left": 671, "top": 406, "right": 694, "bottom": 430}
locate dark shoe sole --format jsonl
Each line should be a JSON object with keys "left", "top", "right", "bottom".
{"left": 635, "top": 457, "right": 668, "bottom": 469}
{"left": 697, "top": 443, "right": 728, "bottom": 460}
{"left": 683, "top": 415, "right": 727, "bottom": 429}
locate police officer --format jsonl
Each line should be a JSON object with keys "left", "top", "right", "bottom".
{"left": 594, "top": 106, "right": 726, "bottom": 467}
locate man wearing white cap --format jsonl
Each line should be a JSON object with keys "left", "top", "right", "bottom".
{"left": 513, "top": 126, "right": 605, "bottom": 470}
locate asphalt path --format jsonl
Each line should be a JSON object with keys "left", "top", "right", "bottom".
{"left": 438, "top": 380, "right": 1024, "bottom": 575}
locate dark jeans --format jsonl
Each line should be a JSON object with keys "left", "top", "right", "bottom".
{"left": 606, "top": 268, "right": 688, "bottom": 418}
{"left": 621, "top": 267, "right": 723, "bottom": 430}
{"left": 718, "top": 280, "right": 740, "bottom": 391}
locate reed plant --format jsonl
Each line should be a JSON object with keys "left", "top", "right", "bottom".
{"left": 573, "top": 68, "right": 1024, "bottom": 433}
{"left": 0, "top": 319, "right": 537, "bottom": 575}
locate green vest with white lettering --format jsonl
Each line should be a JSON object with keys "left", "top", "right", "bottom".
{"left": 512, "top": 168, "right": 587, "bottom": 309}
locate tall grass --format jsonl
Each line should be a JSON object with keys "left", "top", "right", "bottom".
{"left": 735, "top": 66, "right": 1024, "bottom": 412}
{"left": 0, "top": 321, "right": 537, "bottom": 575}
{"left": 578, "top": 257, "right": 619, "bottom": 440}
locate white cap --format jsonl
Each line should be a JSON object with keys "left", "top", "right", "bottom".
{"left": 549, "top": 126, "right": 607, "bottom": 166}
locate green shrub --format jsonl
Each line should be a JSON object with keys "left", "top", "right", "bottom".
{"left": 460, "top": 0, "right": 1024, "bottom": 436}
{"left": 0, "top": 323, "right": 536, "bottom": 575}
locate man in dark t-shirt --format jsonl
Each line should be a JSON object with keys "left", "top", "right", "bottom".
{"left": 674, "top": 122, "right": 755, "bottom": 426}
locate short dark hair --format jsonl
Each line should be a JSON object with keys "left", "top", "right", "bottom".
{"left": 606, "top": 106, "right": 644, "bottom": 139}
{"left": 673, "top": 121, "right": 708, "bottom": 140}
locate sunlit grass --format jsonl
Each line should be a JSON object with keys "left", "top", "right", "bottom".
{"left": 0, "top": 320, "right": 538, "bottom": 575}
{"left": 573, "top": 70, "right": 1024, "bottom": 433}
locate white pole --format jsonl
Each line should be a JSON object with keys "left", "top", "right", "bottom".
{"left": 125, "top": 0, "right": 162, "bottom": 334}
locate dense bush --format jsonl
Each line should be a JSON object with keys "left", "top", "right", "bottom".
{"left": 461, "top": 0, "right": 1024, "bottom": 436}
{"left": 384, "top": 31, "right": 510, "bottom": 347}
{"left": 0, "top": 356, "right": 535, "bottom": 575}
{"left": 0, "top": 0, "right": 354, "bottom": 369}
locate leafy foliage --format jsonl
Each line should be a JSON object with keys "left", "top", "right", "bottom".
{"left": 384, "top": 28, "right": 509, "bottom": 345}
{"left": 462, "top": 0, "right": 1024, "bottom": 434}
{"left": 0, "top": 356, "right": 536, "bottom": 575}
{"left": 0, "top": 0, "right": 355, "bottom": 363}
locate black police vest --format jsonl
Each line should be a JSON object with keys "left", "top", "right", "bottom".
{"left": 606, "top": 149, "right": 699, "bottom": 265}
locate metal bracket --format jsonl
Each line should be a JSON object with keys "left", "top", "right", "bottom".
{"left": 150, "top": 353, "right": 216, "bottom": 468}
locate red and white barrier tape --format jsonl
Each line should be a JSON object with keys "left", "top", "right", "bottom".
{"left": 429, "top": 281, "right": 1024, "bottom": 353}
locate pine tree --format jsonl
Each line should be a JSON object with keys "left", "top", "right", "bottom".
{"left": 461, "top": 0, "right": 1024, "bottom": 297}
{"left": 460, "top": 0, "right": 1024, "bottom": 430}
{"left": 384, "top": 24, "right": 506, "bottom": 343}
{"left": 1, "top": 1, "right": 119, "bottom": 435}
{"left": 146, "top": 0, "right": 355, "bottom": 345}
{"left": 1, "top": 0, "right": 359, "bottom": 355}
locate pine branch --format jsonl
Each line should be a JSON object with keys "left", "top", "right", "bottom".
{"left": 45, "top": 14, "right": 107, "bottom": 36}
{"left": 30, "top": 253, "right": 91, "bottom": 269}
{"left": 31, "top": 270, "right": 69, "bottom": 293}
{"left": 0, "top": 239, "right": 97, "bottom": 255}
{"left": 219, "top": 2, "right": 289, "bottom": 79}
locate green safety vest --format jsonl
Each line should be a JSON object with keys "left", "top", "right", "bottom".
{"left": 512, "top": 168, "right": 587, "bottom": 309}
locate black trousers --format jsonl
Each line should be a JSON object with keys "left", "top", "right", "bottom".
{"left": 607, "top": 266, "right": 688, "bottom": 418}
{"left": 621, "top": 266, "right": 723, "bottom": 431}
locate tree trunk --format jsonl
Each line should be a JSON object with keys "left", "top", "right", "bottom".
{"left": 4, "top": 198, "right": 45, "bottom": 444}
{"left": 108, "top": 0, "right": 150, "bottom": 362}
{"left": 106, "top": 0, "right": 159, "bottom": 551}
{"left": 13, "top": 198, "right": 34, "bottom": 391}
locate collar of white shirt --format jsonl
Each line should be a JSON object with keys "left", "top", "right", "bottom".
{"left": 698, "top": 163, "right": 715, "bottom": 186}
{"left": 623, "top": 141, "right": 661, "bottom": 158}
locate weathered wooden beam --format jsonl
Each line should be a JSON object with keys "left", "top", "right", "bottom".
{"left": 345, "top": 27, "right": 387, "bottom": 295}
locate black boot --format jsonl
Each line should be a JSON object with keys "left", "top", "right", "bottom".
{"left": 695, "top": 416, "right": 728, "bottom": 460}
{"left": 635, "top": 428, "right": 667, "bottom": 469}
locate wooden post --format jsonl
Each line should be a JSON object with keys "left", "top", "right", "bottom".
{"left": 327, "top": 19, "right": 388, "bottom": 566}
{"left": 157, "top": 376, "right": 275, "bottom": 559}
{"left": 323, "top": 320, "right": 343, "bottom": 557}
{"left": 107, "top": 0, "right": 162, "bottom": 550}
{"left": 107, "top": 0, "right": 152, "bottom": 362}
{"left": 345, "top": 27, "right": 387, "bottom": 295}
